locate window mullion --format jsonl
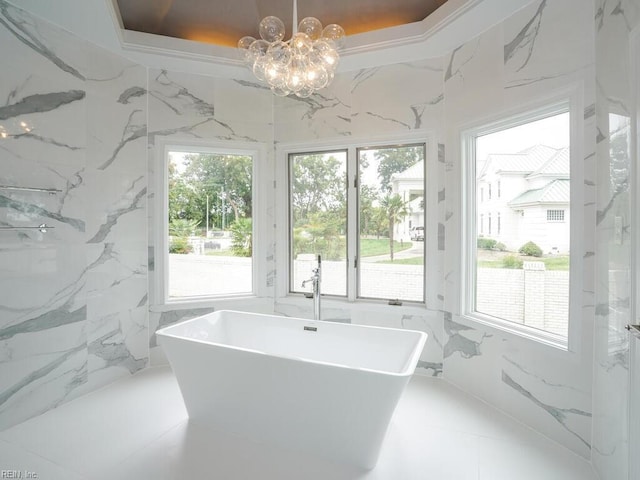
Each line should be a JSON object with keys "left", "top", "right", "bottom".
{"left": 347, "top": 146, "right": 358, "bottom": 301}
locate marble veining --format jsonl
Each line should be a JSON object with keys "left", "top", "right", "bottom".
{"left": 443, "top": 315, "right": 491, "bottom": 359}
{"left": 150, "top": 71, "right": 261, "bottom": 143}
{"left": 0, "top": 303, "right": 86, "bottom": 342}
{"left": 89, "top": 326, "right": 146, "bottom": 374}
{"left": 502, "top": 371, "right": 591, "bottom": 449}
{"left": 503, "top": 0, "right": 547, "bottom": 70}
{"left": 0, "top": 1, "right": 84, "bottom": 80}
{"left": 97, "top": 109, "right": 147, "bottom": 170}
{"left": 118, "top": 87, "right": 146, "bottom": 105}
{"left": 0, "top": 193, "right": 85, "bottom": 231}
{"left": 503, "top": 356, "right": 588, "bottom": 393}
{"left": 86, "top": 180, "right": 146, "bottom": 243}
{"left": 444, "top": 42, "right": 480, "bottom": 83}
{"left": 0, "top": 342, "right": 86, "bottom": 410}
{"left": 0, "top": 90, "right": 85, "bottom": 121}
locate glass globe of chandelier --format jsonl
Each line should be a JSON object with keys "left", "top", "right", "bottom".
{"left": 238, "top": 0, "right": 345, "bottom": 98}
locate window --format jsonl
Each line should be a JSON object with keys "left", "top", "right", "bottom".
{"left": 547, "top": 209, "right": 565, "bottom": 222}
{"left": 161, "top": 143, "right": 259, "bottom": 301}
{"left": 488, "top": 183, "right": 492, "bottom": 200}
{"left": 357, "top": 144, "right": 425, "bottom": 302}
{"left": 290, "top": 150, "right": 347, "bottom": 296}
{"left": 288, "top": 141, "right": 426, "bottom": 303}
{"left": 464, "top": 104, "right": 572, "bottom": 344}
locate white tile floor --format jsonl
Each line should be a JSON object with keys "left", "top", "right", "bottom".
{"left": 0, "top": 367, "right": 598, "bottom": 480}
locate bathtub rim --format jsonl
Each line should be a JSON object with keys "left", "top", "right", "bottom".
{"left": 156, "top": 309, "right": 427, "bottom": 378}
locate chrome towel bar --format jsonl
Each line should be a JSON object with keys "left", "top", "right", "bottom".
{"left": 0, "top": 185, "right": 61, "bottom": 195}
{"left": 0, "top": 224, "right": 54, "bottom": 233}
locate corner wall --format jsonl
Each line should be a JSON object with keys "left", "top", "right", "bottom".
{"left": 0, "top": 0, "right": 148, "bottom": 430}
{"left": 441, "top": 0, "right": 596, "bottom": 459}
{"left": 592, "top": 1, "right": 640, "bottom": 479}
{"left": 144, "top": 68, "right": 277, "bottom": 363}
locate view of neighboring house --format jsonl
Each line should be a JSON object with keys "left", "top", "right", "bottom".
{"left": 477, "top": 144, "right": 570, "bottom": 253}
{"left": 390, "top": 160, "right": 424, "bottom": 241}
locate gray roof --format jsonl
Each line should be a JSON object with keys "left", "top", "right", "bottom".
{"left": 529, "top": 147, "right": 569, "bottom": 177}
{"left": 391, "top": 160, "right": 424, "bottom": 181}
{"left": 479, "top": 145, "right": 564, "bottom": 177}
{"left": 508, "top": 179, "right": 570, "bottom": 207}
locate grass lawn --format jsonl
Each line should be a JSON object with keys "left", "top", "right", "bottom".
{"left": 378, "top": 256, "right": 424, "bottom": 265}
{"left": 540, "top": 256, "right": 570, "bottom": 270}
{"left": 477, "top": 253, "right": 570, "bottom": 270}
{"left": 360, "top": 238, "right": 412, "bottom": 257}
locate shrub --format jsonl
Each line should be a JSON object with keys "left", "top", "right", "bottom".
{"left": 230, "top": 218, "right": 252, "bottom": 257}
{"left": 495, "top": 242, "right": 507, "bottom": 251}
{"left": 502, "top": 255, "right": 523, "bottom": 269}
{"left": 477, "top": 238, "right": 497, "bottom": 250}
{"left": 169, "top": 237, "right": 192, "bottom": 254}
{"left": 169, "top": 218, "right": 200, "bottom": 237}
{"left": 519, "top": 241, "right": 543, "bottom": 257}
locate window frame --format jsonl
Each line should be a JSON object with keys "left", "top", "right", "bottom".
{"left": 288, "top": 148, "right": 349, "bottom": 298}
{"left": 460, "top": 95, "right": 583, "bottom": 351}
{"left": 276, "top": 131, "right": 434, "bottom": 306}
{"left": 355, "top": 142, "right": 427, "bottom": 303}
{"left": 154, "top": 138, "right": 268, "bottom": 307}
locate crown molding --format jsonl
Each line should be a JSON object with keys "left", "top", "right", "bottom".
{"left": 109, "top": 0, "right": 535, "bottom": 75}
{"left": 11, "top": 0, "right": 536, "bottom": 77}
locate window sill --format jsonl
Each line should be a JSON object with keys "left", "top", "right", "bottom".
{"left": 276, "top": 294, "right": 430, "bottom": 316}
{"left": 457, "top": 312, "right": 569, "bottom": 351}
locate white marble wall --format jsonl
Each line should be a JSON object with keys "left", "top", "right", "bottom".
{"left": 145, "top": 69, "right": 276, "bottom": 362}
{"left": 592, "top": 1, "right": 639, "bottom": 479}
{"left": 442, "top": 0, "right": 596, "bottom": 459}
{"left": 0, "top": 0, "right": 148, "bottom": 430}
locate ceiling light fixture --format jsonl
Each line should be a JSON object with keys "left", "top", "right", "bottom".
{"left": 238, "top": 0, "right": 345, "bottom": 98}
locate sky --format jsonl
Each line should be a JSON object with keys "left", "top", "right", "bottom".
{"left": 476, "top": 112, "right": 570, "bottom": 162}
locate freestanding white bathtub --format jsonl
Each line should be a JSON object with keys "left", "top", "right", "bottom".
{"left": 157, "top": 310, "right": 427, "bottom": 469}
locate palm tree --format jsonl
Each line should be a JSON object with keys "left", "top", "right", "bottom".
{"left": 380, "top": 193, "right": 409, "bottom": 261}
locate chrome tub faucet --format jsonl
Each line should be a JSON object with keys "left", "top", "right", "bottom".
{"left": 302, "top": 255, "right": 322, "bottom": 321}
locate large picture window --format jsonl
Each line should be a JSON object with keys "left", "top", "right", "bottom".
{"left": 164, "top": 145, "right": 255, "bottom": 299}
{"left": 464, "top": 104, "right": 572, "bottom": 342}
{"left": 288, "top": 141, "right": 426, "bottom": 303}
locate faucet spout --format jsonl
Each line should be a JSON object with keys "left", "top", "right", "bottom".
{"left": 303, "top": 255, "right": 321, "bottom": 321}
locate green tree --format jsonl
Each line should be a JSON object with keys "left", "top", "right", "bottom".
{"left": 293, "top": 211, "right": 346, "bottom": 260}
{"left": 380, "top": 193, "right": 409, "bottom": 261}
{"left": 168, "top": 161, "right": 199, "bottom": 223}
{"left": 375, "top": 145, "right": 423, "bottom": 192}
{"left": 180, "top": 153, "right": 253, "bottom": 230}
{"left": 359, "top": 184, "right": 379, "bottom": 235}
{"left": 370, "top": 206, "right": 388, "bottom": 239}
{"left": 291, "top": 153, "right": 345, "bottom": 225}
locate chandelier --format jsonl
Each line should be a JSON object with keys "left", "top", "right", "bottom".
{"left": 238, "top": 0, "right": 345, "bottom": 98}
